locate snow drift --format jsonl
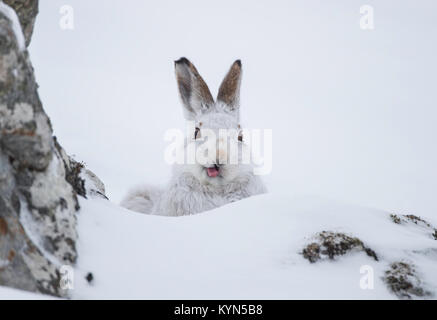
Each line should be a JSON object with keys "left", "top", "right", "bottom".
{"left": 70, "top": 191, "right": 437, "bottom": 299}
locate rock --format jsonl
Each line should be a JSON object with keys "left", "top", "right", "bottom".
{"left": 384, "top": 261, "right": 432, "bottom": 299}
{"left": 0, "top": 2, "right": 105, "bottom": 297}
{"left": 54, "top": 137, "right": 86, "bottom": 200}
{"left": 85, "top": 272, "right": 94, "bottom": 284}
{"left": 54, "top": 137, "right": 107, "bottom": 200}
{"left": 390, "top": 213, "right": 437, "bottom": 240}
{"left": 81, "top": 167, "right": 108, "bottom": 199}
{"left": 302, "top": 231, "right": 378, "bottom": 263}
{"left": 3, "top": 0, "right": 38, "bottom": 47}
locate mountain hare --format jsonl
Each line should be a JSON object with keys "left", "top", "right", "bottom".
{"left": 121, "top": 58, "right": 266, "bottom": 216}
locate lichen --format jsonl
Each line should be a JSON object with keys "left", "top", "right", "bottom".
{"left": 3, "top": 0, "right": 39, "bottom": 47}
{"left": 64, "top": 159, "right": 86, "bottom": 199}
{"left": 25, "top": 154, "right": 78, "bottom": 265}
{"left": 390, "top": 214, "right": 401, "bottom": 224}
{"left": 384, "top": 261, "right": 432, "bottom": 299}
{"left": 302, "top": 231, "right": 378, "bottom": 263}
{"left": 390, "top": 213, "right": 437, "bottom": 240}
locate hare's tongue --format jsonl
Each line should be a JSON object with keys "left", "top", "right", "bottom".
{"left": 206, "top": 167, "right": 219, "bottom": 177}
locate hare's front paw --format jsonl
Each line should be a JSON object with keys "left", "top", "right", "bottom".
{"left": 175, "top": 172, "right": 202, "bottom": 190}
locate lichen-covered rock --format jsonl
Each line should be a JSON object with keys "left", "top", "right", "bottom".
{"left": 3, "top": 0, "right": 38, "bottom": 47}
{"left": 302, "top": 231, "right": 378, "bottom": 263}
{"left": 0, "top": 2, "right": 104, "bottom": 297}
{"left": 81, "top": 167, "right": 107, "bottom": 199}
{"left": 53, "top": 137, "right": 107, "bottom": 200}
{"left": 390, "top": 214, "right": 437, "bottom": 240}
{"left": 54, "top": 137, "right": 86, "bottom": 199}
{"left": 384, "top": 261, "right": 432, "bottom": 299}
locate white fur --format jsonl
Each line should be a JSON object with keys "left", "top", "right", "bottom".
{"left": 121, "top": 59, "right": 267, "bottom": 216}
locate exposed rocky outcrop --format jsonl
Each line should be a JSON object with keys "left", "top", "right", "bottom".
{"left": 390, "top": 213, "right": 437, "bottom": 240}
{"left": 3, "top": 0, "right": 38, "bottom": 47}
{"left": 301, "top": 229, "right": 436, "bottom": 299}
{"left": 384, "top": 261, "right": 432, "bottom": 299}
{"left": 302, "top": 231, "right": 378, "bottom": 263}
{"left": 0, "top": 1, "right": 104, "bottom": 297}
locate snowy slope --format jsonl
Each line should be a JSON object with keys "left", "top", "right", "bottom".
{"left": 0, "top": 286, "right": 56, "bottom": 300}
{"left": 70, "top": 193, "right": 436, "bottom": 299}
{"left": 2, "top": 191, "right": 435, "bottom": 299}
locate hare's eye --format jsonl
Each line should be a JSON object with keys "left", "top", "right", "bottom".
{"left": 194, "top": 127, "right": 201, "bottom": 139}
{"left": 238, "top": 132, "right": 243, "bottom": 142}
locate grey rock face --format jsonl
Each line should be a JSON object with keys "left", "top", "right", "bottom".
{"left": 0, "top": 2, "right": 104, "bottom": 297}
{"left": 3, "top": 0, "right": 38, "bottom": 47}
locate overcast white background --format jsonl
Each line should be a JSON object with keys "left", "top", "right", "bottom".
{"left": 29, "top": 0, "right": 437, "bottom": 219}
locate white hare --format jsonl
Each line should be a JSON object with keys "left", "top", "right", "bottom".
{"left": 121, "top": 58, "right": 266, "bottom": 216}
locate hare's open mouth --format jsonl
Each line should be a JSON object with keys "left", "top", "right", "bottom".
{"left": 206, "top": 165, "right": 220, "bottom": 178}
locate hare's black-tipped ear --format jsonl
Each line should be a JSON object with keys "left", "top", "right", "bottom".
{"left": 217, "top": 60, "right": 242, "bottom": 112}
{"left": 175, "top": 57, "right": 214, "bottom": 120}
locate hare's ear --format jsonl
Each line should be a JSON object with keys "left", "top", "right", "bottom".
{"left": 217, "top": 60, "right": 242, "bottom": 112}
{"left": 175, "top": 57, "right": 214, "bottom": 120}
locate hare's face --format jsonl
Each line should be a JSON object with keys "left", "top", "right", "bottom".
{"left": 187, "top": 111, "right": 247, "bottom": 185}
{"left": 175, "top": 58, "right": 249, "bottom": 186}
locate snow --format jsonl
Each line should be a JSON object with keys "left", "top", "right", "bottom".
{"left": 71, "top": 193, "right": 436, "bottom": 299}
{"left": 0, "top": 1, "right": 26, "bottom": 51}
{"left": 0, "top": 286, "right": 56, "bottom": 300}
{"left": 3, "top": 190, "right": 436, "bottom": 299}
{"left": 3, "top": 0, "right": 437, "bottom": 299}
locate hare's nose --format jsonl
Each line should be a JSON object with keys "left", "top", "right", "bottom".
{"left": 216, "top": 150, "right": 227, "bottom": 165}
{"left": 215, "top": 138, "right": 228, "bottom": 164}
